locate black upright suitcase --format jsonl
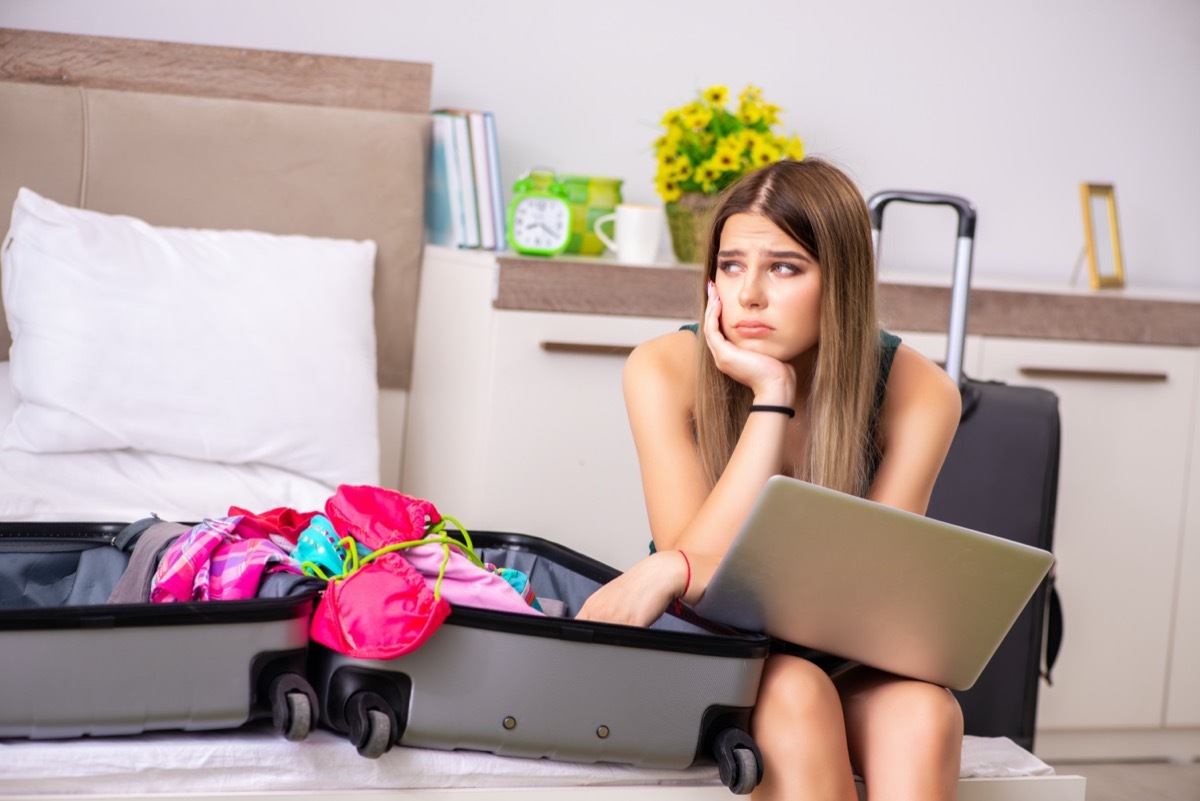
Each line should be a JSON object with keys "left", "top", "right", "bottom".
{"left": 868, "top": 191, "right": 1062, "bottom": 752}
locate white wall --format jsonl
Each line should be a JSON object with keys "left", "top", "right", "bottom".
{"left": 4, "top": 0, "right": 1198, "bottom": 291}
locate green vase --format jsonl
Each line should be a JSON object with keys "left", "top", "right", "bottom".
{"left": 665, "top": 192, "right": 717, "bottom": 264}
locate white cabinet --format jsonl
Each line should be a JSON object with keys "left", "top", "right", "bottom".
{"left": 401, "top": 248, "right": 687, "bottom": 570}
{"left": 977, "top": 339, "right": 1199, "bottom": 737}
{"left": 1167, "top": 354, "right": 1200, "bottom": 727}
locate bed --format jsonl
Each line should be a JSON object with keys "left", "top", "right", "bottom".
{"left": 0, "top": 27, "right": 1084, "bottom": 801}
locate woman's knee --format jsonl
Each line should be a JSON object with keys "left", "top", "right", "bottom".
{"left": 753, "top": 656, "right": 844, "bottom": 732}
{"left": 870, "top": 679, "right": 964, "bottom": 750}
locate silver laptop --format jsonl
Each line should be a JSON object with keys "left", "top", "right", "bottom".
{"left": 692, "top": 475, "right": 1054, "bottom": 690}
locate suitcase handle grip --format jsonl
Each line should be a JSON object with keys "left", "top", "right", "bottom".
{"left": 868, "top": 191, "right": 979, "bottom": 387}
{"left": 867, "top": 191, "right": 977, "bottom": 239}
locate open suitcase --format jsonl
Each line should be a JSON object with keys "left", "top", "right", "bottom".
{"left": 309, "top": 530, "right": 770, "bottom": 794}
{"left": 869, "top": 191, "right": 1062, "bottom": 751}
{"left": 0, "top": 519, "right": 321, "bottom": 741}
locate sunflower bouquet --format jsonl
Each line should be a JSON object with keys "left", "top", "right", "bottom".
{"left": 653, "top": 84, "right": 804, "bottom": 203}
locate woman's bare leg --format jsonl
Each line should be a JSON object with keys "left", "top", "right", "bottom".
{"left": 836, "top": 669, "right": 963, "bottom": 801}
{"left": 751, "top": 654, "right": 858, "bottom": 801}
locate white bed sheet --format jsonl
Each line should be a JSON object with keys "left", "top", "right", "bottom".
{"left": 0, "top": 362, "right": 336, "bottom": 521}
{"left": 0, "top": 724, "right": 1055, "bottom": 798}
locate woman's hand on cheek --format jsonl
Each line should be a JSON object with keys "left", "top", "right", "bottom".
{"left": 574, "top": 551, "right": 685, "bottom": 628}
{"left": 703, "top": 283, "right": 795, "bottom": 401}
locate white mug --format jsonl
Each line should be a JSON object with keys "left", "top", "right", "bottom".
{"left": 593, "top": 203, "right": 665, "bottom": 265}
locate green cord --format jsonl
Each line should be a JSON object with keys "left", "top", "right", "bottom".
{"left": 320, "top": 515, "right": 482, "bottom": 600}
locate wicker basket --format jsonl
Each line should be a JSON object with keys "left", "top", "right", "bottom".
{"left": 665, "top": 192, "right": 717, "bottom": 264}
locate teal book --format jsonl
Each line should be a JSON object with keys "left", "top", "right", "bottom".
{"left": 425, "top": 113, "right": 465, "bottom": 247}
{"left": 436, "top": 109, "right": 480, "bottom": 248}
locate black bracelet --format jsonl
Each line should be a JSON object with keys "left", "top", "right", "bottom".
{"left": 748, "top": 404, "right": 796, "bottom": 418}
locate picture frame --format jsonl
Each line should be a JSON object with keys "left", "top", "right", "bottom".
{"left": 1080, "top": 183, "right": 1125, "bottom": 290}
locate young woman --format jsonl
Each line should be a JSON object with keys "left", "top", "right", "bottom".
{"left": 576, "top": 158, "right": 964, "bottom": 800}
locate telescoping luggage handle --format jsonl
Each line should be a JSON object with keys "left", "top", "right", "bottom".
{"left": 867, "top": 191, "right": 978, "bottom": 387}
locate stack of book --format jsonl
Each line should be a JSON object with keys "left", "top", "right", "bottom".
{"left": 425, "top": 108, "right": 506, "bottom": 250}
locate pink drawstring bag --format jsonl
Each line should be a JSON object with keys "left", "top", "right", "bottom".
{"left": 324, "top": 484, "right": 437, "bottom": 551}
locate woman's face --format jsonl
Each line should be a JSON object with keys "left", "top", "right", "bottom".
{"left": 713, "top": 212, "right": 822, "bottom": 363}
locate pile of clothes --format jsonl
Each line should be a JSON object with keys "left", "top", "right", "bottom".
{"left": 145, "top": 485, "right": 545, "bottom": 659}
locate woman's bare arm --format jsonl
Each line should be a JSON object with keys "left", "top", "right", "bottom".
{"left": 577, "top": 315, "right": 797, "bottom": 624}
{"left": 866, "top": 344, "right": 962, "bottom": 515}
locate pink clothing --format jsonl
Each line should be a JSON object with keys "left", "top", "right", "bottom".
{"left": 229, "top": 505, "right": 319, "bottom": 548}
{"left": 401, "top": 540, "right": 547, "bottom": 616}
{"left": 150, "top": 516, "right": 301, "bottom": 603}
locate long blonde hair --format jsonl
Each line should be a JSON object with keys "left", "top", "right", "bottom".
{"left": 694, "top": 158, "right": 880, "bottom": 496}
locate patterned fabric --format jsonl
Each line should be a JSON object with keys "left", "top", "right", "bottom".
{"left": 495, "top": 567, "right": 543, "bottom": 611}
{"left": 150, "top": 516, "right": 301, "bottom": 603}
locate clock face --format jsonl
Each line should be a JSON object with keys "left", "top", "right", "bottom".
{"left": 510, "top": 195, "right": 571, "bottom": 253}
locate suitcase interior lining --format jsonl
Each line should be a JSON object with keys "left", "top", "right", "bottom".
{"left": 476, "top": 545, "right": 710, "bottom": 636}
{"left": 0, "top": 541, "right": 129, "bottom": 608}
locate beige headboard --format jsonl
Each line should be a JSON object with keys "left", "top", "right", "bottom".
{"left": 0, "top": 28, "right": 432, "bottom": 391}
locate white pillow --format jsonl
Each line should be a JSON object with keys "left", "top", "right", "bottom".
{"left": 1, "top": 187, "right": 380, "bottom": 487}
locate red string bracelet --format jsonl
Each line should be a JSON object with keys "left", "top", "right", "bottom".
{"left": 673, "top": 550, "right": 692, "bottom": 614}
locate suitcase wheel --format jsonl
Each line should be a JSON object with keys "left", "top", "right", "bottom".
{"left": 347, "top": 691, "right": 397, "bottom": 759}
{"left": 713, "top": 728, "right": 762, "bottom": 795}
{"left": 281, "top": 691, "right": 314, "bottom": 741}
{"left": 726, "top": 747, "right": 760, "bottom": 795}
{"left": 269, "top": 673, "right": 317, "bottom": 742}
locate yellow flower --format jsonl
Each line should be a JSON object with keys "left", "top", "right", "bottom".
{"left": 703, "top": 85, "right": 730, "bottom": 106}
{"left": 715, "top": 136, "right": 742, "bottom": 156}
{"left": 655, "top": 175, "right": 682, "bottom": 202}
{"left": 673, "top": 160, "right": 694, "bottom": 181}
{"left": 697, "top": 162, "right": 723, "bottom": 184}
{"left": 737, "top": 102, "right": 763, "bottom": 125}
{"left": 736, "top": 128, "right": 760, "bottom": 149}
{"left": 784, "top": 135, "right": 805, "bottom": 160}
{"left": 739, "top": 85, "right": 762, "bottom": 105}
{"left": 682, "top": 102, "right": 713, "bottom": 131}
{"left": 713, "top": 148, "right": 740, "bottom": 172}
{"left": 750, "top": 140, "right": 781, "bottom": 166}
